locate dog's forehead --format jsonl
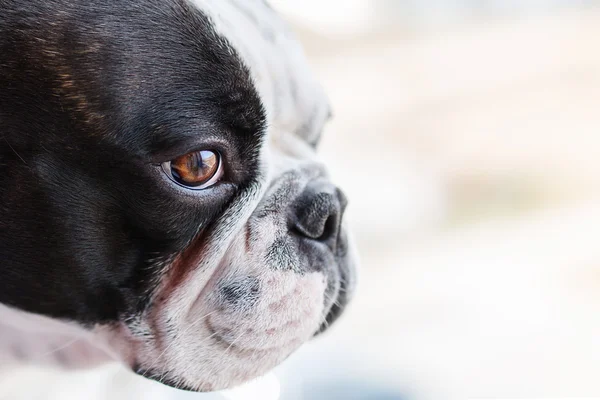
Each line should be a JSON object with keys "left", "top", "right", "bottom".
{"left": 187, "top": 0, "right": 330, "bottom": 145}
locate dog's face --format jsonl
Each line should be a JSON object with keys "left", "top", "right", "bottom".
{"left": 0, "top": 0, "right": 356, "bottom": 392}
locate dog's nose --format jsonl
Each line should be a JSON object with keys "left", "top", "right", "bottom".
{"left": 290, "top": 180, "right": 347, "bottom": 244}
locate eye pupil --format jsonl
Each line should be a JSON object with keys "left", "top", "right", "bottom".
{"left": 166, "top": 150, "right": 221, "bottom": 188}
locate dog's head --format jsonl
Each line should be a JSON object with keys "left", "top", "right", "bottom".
{"left": 0, "top": 0, "right": 357, "bottom": 392}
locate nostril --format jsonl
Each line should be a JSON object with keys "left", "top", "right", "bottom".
{"left": 291, "top": 201, "right": 340, "bottom": 242}
{"left": 290, "top": 218, "right": 324, "bottom": 241}
{"left": 317, "top": 213, "right": 338, "bottom": 242}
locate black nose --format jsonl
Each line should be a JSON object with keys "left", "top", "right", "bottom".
{"left": 290, "top": 180, "right": 348, "bottom": 244}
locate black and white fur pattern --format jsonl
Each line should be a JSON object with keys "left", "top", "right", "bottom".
{"left": 0, "top": 0, "right": 357, "bottom": 392}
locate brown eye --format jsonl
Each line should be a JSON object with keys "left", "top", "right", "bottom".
{"left": 161, "top": 150, "right": 223, "bottom": 189}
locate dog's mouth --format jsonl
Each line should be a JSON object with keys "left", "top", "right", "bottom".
{"left": 128, "top": 267, "right": 328, "bottom": 392}
{"left": 318, "top": 231, "right": 355, "bottom": 334}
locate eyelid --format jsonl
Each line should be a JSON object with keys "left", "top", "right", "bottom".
{"left": 147, "top": 136, "right": 232, "bottom": 165}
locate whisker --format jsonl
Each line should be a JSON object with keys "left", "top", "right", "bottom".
{"left": 224, "top": 330, "right": 246, "bottom": 356}
{"left": 3, "top": 137, "right": 27, "bottom": 165}
{"left": 323, "top": 292, "right": 342, "bottom": 309}
{"left": 39, "top": 337, "right": 81, "bottom": 358}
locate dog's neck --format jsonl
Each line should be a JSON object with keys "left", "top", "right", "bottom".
{"left": 0, "top": 304, "right": 113, "bottom": 370}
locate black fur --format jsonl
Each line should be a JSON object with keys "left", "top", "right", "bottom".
{"left": 0, "top": 0, "right": 266, "bottom": 324}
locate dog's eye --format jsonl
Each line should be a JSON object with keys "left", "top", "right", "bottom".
{"left": 161, "top": 150, "right": 223, "bottom": 189}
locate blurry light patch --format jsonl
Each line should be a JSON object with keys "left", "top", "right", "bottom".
{"left": 269, "top": 0, "right": 374, "bottom": 36}
{"left": 446, "top": 172, "right": 553, "bottom": 227}
{"left": 220, "top": 373, "right": 281, "bottom": 400}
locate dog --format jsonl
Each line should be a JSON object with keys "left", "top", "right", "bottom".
{"left": 0, "top": 0, "right": 357, "bottom": 392}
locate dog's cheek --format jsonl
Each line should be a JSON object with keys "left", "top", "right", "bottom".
{"left": 0, "top": 154, "right": 148, "bottom": 322}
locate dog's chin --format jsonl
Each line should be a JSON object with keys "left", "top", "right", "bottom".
{"left": 135, "top": 332, "right": 305, "bottom": 393}
{"left": 135, "top": 340, "right": 300, "bottom": 392}
{"left": 128, "top": 267, "right": 329, "bottom": 392}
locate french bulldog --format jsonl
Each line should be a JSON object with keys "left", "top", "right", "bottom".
{"left": 0, "top": 0, "right": 357, "bottom": 392}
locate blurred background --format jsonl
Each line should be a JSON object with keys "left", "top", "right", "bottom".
{"left": 3, "top": 1, "right": 600, "bottom": 399}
